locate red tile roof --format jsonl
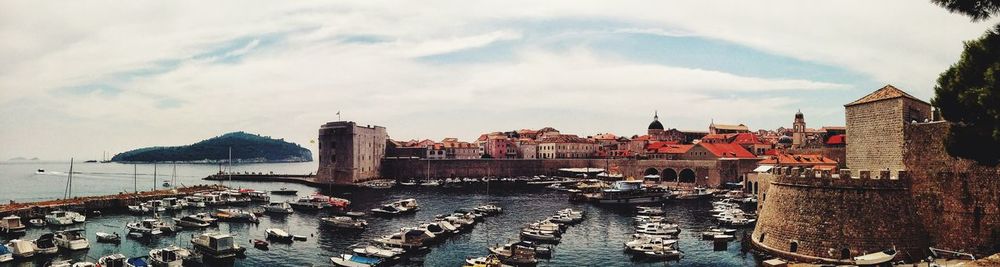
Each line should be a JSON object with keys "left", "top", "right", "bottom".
{"left": 698, "top": 143, "right": 755, "bottom": 158}
{"left": 845, "top": 84, "right": 929, "bottom": 107}
{"left": 731, "top": 133, "right": 763, "bottom": 145}
{"left": 826, "top": 134, "right": 846, "bottom": 145}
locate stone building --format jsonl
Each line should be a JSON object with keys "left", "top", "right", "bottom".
{"left": 792, "top": 110, "right": 806, "bottom": 148}
{"left": 315, "top": 121, "right": 387, "bottom": 184}
{"left": 845, "top": 84, "right": 931, "bottom": 177}
{"left": 709, "top": 121, "right": 750, "bottom": 134}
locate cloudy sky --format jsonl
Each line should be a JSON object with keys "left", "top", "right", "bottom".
{"left": 0, "top": 1, "right": 996, "bottom": 161}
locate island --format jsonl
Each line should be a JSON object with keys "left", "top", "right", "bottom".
{"left": 111, "top": 131, "right": 312, "bottom": 163}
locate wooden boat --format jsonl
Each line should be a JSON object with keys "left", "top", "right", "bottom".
{"left": 853, "top": 249, "right": 896, "bottom": 265}
{"left": 0, "top": 215, "right": 26, "bottom": 236}
{"left": 253, "top": 239, "right": 268, "bottom": 250}
{"left": 265, "top": 228, "right": 293, "bottom": 242}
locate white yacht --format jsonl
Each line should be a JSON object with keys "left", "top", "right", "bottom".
{"left": 45, "top": 211, "right": 84, "bottom": 225}
{"left": 32, "top": 233, "right": 59, "bottom": 255}
{"left": 262, "top": 202, "right": 294, "bottom": 215}
{"left": 53, "top": 229, "right": 89, "bottom": 250}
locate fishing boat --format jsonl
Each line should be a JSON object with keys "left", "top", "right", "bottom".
{"left": 464, "top": 254, "right": 503, "bottom": 267}
{"left": 270, "top": 188, "right": 297, "bottom": 195}
{"left": 53, "top": 229, "right": 90, "bottom": 250}
{"left": 853, "top": 248, "right": 896, "bottom": 265}
{"left": 320, "top": 216, "right": 368, "bottom": 230}
{"left": 240, "top": 189, "right": 270, "bottom": 203}
{"left": 32, "top": 233, "right": 59, "bottom": 255}
{"left": 262, "top": 202, "right": 294, "bottom": 215}
{"left": 489, "top": 241, "right": 551, "bottom": 260}
{"left": 289, "top": 194, "right": 350, "bottom": 212}
{"left": 190, "top": 233, "right": 245, "bottom": 260}
{"left": 148, "top": 245, "right": 190, "bottom": 267}
{"left": 330, "top": 253, "right": 383, "bottom": 267}
{"left": 173, "top": 215, "right": 212, "bottom": 228}
{"left": 520, "top": 228, "right": 561, "bottom": 243}
{"left": 0, "top": 215, "right": 25, "bottom": 236}
{"left": 488, "top": 241, "right": 539, "bottom": 266}
{"left": 0, "top": 244, "right": 11, "bottom": 263}
{"left": 213, "top": 209, "right": 258, "bottom": 223}
{"left": 6, "top": 239, "right": 35, "bottom": 258}
{"left": 265, "top": 228, "right": 293, "bottom": 242}
{"left": 96, "top": 232, "right": 121, "bottom": 244}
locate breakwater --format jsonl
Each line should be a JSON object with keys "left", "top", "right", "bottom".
{"left": 0, "top": 184, "right": 227, "bottom": 218}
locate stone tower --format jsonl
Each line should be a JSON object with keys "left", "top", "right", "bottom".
{"left": 791, "top": 110, "right": 805, "bottom": 148}
{"left": 751, "top": 85, "right": 933, "bottom": 264}
{"left": 315, "top": 121, "right": 387, "bottom": 184}
{"left": 844, "top": 84, "right": 931, "bottom": 178}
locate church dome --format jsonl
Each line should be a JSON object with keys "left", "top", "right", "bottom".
{"left": 648, "top": 112, "right": 664, "bottom": 130}
{"left": 778, "top": 135, "right": 793, "bottom": 144}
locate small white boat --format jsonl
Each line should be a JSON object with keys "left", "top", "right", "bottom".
{"left": 98, "top": 254, "right": 147, "bottom": 267}
{"left": 520, "top": 228, "right": 561, "bottom": 243}
{"left": 331, "top": 253, "right": 383, "bottom": 267}
{"left": 28, "top": 218, "right": 46, "bottom": 227}
{"left": 636, "top": 206, "right": 665, "bottom": 216}
{"left": 320, "top": 216, "right": 367, "bottom": 230}
{"left": 351, "top": 245, "right": 405, "bottom": 259}
{"left": 173, "top": 215, "right": 211, "bottom": 228}
{"left": 262, "top": 202, "right": 294, "bottom": 215}
{"left": 95, "top": 232, "right": 121, "bottom": 244}
{"left": 149, "top": 245, "right": 190, "bottom": 267}
{"left": 126, "top": 219, "right": 167, "bottom": 236}
{"left": 53, "top": 229, "right": 89, "bottom": 250}
{"left": 6, "top": 239, "right": 35, "bottom": 258}
{"left": 265, "top": 228, "right": 293, "bottom": 242}
{"left": 853, "top": 249, "right": 896, "bottom": 265}
{"left": 45, "top": 211, "right": 79, "bottom": 226}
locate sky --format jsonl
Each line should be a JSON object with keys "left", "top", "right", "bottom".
{"left": 0, "top": 1, "right": 997, "bottom": 161}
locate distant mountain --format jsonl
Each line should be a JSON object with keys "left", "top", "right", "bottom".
{"left": 111, "top": 132, "right": 312, "bottom": 163}
{"left": 7, "top": 157, "right": 39, "bottom": 161}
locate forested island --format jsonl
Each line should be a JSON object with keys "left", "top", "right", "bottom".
{"left": 111, "top": 132, "right": 312, "bottom": 163}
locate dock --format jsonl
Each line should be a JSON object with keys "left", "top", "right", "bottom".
{"left": 203, "top": 173, "right": 324, "bottom": 187}
{"left": 0, "top": 184, "right": 228, "bottom": 218}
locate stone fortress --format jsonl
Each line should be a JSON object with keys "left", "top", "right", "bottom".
{"left": 751, "top": 85, "right": 1000, "bottom": 263}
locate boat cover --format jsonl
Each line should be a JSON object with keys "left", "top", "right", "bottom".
{"left": 350, "top": 255, "right": 381, "bottom": 265}
{"left": 127, "top": 257, "right": 149, "bottom": 267}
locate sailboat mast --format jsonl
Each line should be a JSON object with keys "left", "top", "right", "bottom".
{"left": 134, "top": 164, "right": 138, "bottom": 193}
{"left": 65, "top": 158, "right": 74, "bottom": 199}
{"left": 173, "top": 163, "right": 177, "bottom": 188}
{"left": 228, "top": 147, "right": 232, "bottom": 183}
{"left": 153, "top": 163, "right": 157, "bottom": 191}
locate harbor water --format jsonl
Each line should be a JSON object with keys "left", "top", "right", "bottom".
{"left": 0, "top": 162, "right": 763, "bottom": 266}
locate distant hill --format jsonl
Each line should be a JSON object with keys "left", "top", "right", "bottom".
{"left": 7, "top": 157, "right": 39, "bottom": 161}
{"left": 111, "top": 132, "right": 312, "bottom": 163}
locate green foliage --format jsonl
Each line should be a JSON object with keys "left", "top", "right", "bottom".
{"left": 932, "top": 25, "right": 1000, "bottom": 165}
{"left": 111, "top": 131, "right": 312, "bottom": 162}
{"left": 931, "top": 0, "right": 1000, "bottom": 21}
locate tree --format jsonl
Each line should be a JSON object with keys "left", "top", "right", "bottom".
{"left": 931, "top": 0, "right": 1000, "bottom": 21}
{"left": 932, "top": 25, "right": 1000, "bottom": 165}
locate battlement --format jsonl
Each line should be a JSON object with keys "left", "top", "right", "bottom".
{"left": 769, "top": 166, "right": 908, "bottom": 189}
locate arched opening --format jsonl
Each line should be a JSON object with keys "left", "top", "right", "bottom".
{"left": 790, "top": 241, "right": 798, "bottom": 253}
{"left": 840, "top": 248, "right": 850, "bottom": 259}
{"left": 662, "top": 168, "right": 678, "bottom": 182}
{"left": 758, "top": 232, "right": 766, "bottom": 243}
{"left": 643, "top": 168, "right": 660, "bottom": 182}
{"left": 753, "top": 182, "right": 759, "bottom": 195}
{"left": 679, "top": 169, "right": 696, "bottom": 183}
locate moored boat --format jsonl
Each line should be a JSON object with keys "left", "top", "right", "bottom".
{"left": 32, "top": 233, "right": 59, "bottom": 255}
{"left": 262, "top": 202, "right": 294, "bottom": 215}
{"left": 320, "top": 216, "right": 367, "bottom": 230}
{"left": 7, "top": 239, "right": 35, "bottom": 258}
{"left": 330, "top": 253, "right": 382, "bottom": 267}
{"left": 853, "top": 248, "right": 896, "bottom": 265}
{"left": 96, "top": 232, "right": 121, "bottom": 244}
{"left": 270, "top": 188, "right": 298, "bottom": 195}
{"left": 148, "top": 245, "right": 190, "bottom": 267}
{"left": 190, "top": 233, "right": 245, "bottom": 260}
{"left": 53, "top": 229, "right": 89, "bottom": 251}
{"left": 0, "top": 244, "right": 11, "bottom": 263}
{"left": 265, "top": 228, "right": 293, "bottom": 242}
{"left": 0, "top": 215, "right": 26, "bottom": 236}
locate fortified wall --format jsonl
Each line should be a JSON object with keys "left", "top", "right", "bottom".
{"left": 751, "top": 169, "right": 929, "bottom": 263}
{"left": 379, "top": 158, "right": 751, "bottom": 187}
{"left": 905, "top": 121, "right": 1000, "bottom": 255}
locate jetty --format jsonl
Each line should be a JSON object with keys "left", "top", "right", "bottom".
{"left": 203, "top": 172, "right": 322, "bottom": 187}
{"left": 0, "top": 184, "right": 228, "bottom": 218}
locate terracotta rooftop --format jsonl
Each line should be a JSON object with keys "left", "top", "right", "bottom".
{"left": 845, "top": 84, "right": 930, "bottom": 107}
{"left": 697, "top": 143, "right": 755, "bottom": 158}
{"left": 826, "top": 134, "right": 846, "bottom": 145}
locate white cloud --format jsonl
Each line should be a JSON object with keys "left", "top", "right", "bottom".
{"left": 0, "top": 0, "right": 993, "bottom": 159}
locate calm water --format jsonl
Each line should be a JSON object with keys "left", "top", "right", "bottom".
{"left": 0, "top": 162, "right": 762, "bottom": 266}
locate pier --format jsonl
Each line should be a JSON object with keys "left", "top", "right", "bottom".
{"left": 203, "top": 173, "right": 323, "bottom": 187}
{"left": 0, "top": 184, "right": 228, "bottom": 218}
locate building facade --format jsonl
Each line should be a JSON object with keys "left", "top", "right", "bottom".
{"left": 316, "top": 121, "right": 387, "bottom": 184}
{"left": 844, "top": 84, "right": 931, "bottom": 177}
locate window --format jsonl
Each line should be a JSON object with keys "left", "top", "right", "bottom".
{"left": 789, "top": 241, "right": 798, "bottom": 253}
{"left": 759, "top": 233, "right": 766, "bottom": 243}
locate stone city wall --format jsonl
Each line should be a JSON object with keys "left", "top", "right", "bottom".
{"left": 905, "top": 121, "right": 1000, "bottom": 256}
